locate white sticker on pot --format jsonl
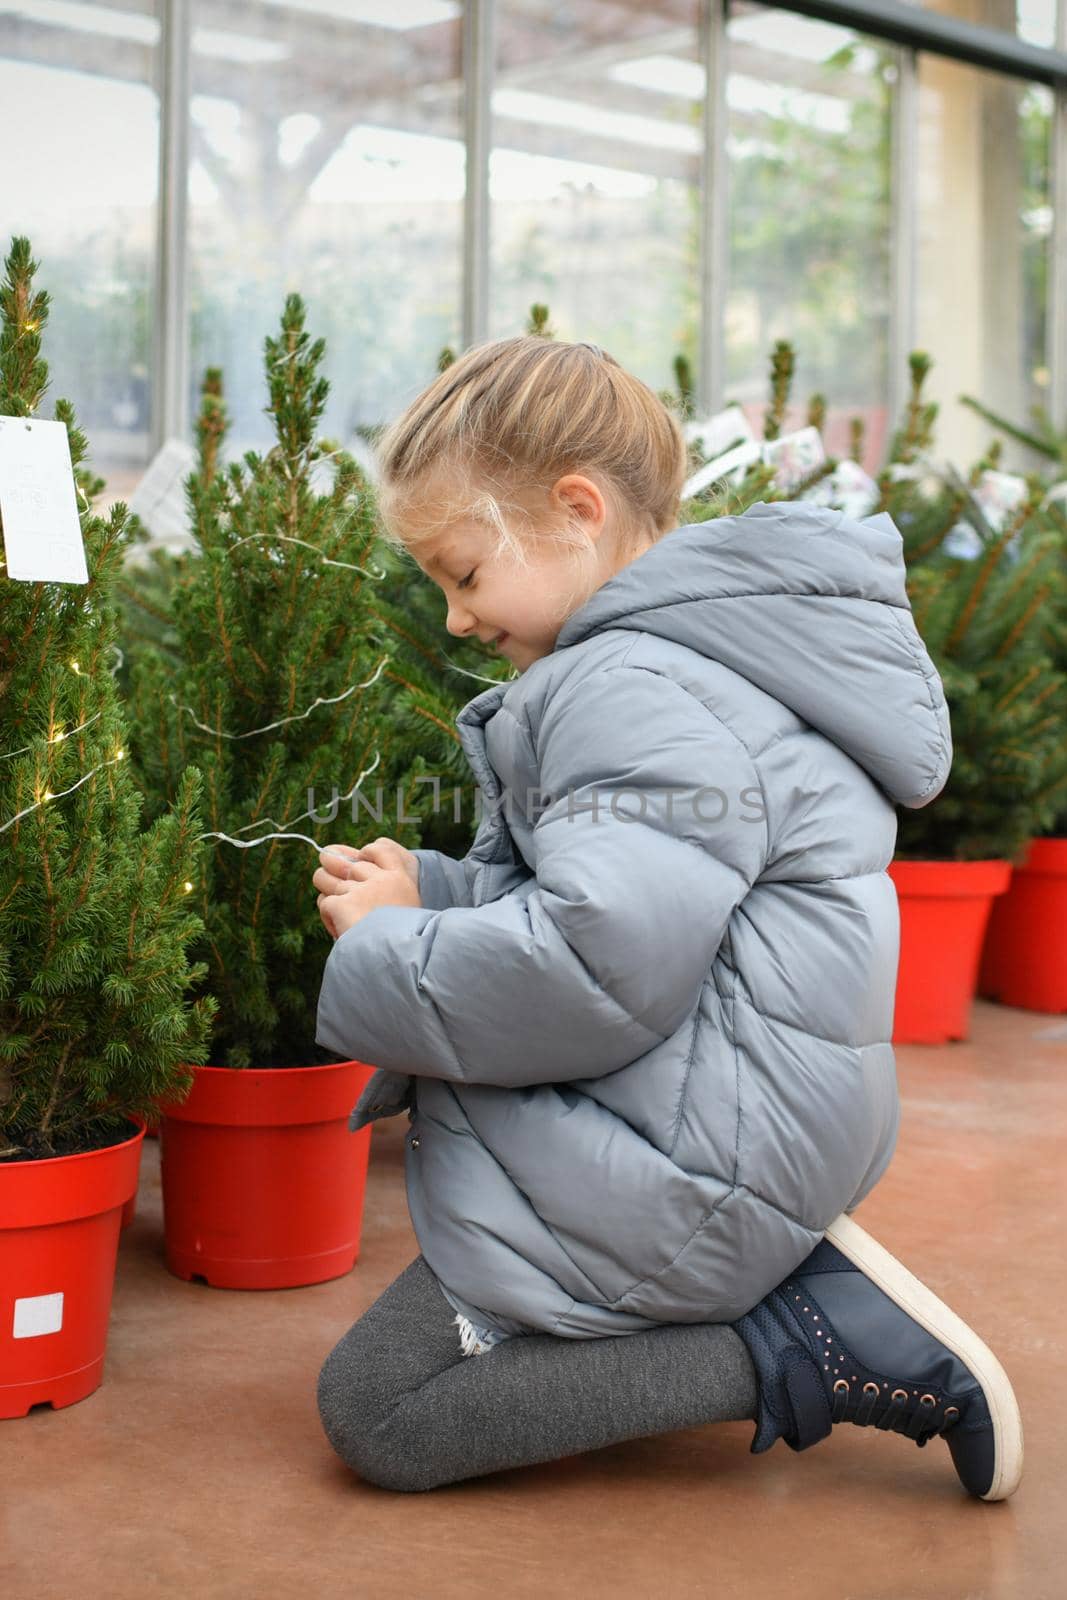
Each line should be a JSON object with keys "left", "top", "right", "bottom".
{"left": 13, "top": 1291, "right": 64, "bottom": 1338}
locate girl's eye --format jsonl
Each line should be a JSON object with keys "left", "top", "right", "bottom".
{"left": 457, "top": 570, "right": 475, "bottom": 591}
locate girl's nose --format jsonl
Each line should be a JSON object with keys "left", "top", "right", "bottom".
{"left": 445, "top": 600, "right": 478, "bottom": 637}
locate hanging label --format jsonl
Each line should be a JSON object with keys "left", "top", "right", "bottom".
{"left": 13, "top": 1290, "right": 65, "bottom": 1338}
{"left": 0, "top": 415, "right": 89, "bottom": 584}
{"left": 761, "top": 426, "right": 827, "bottom": 494}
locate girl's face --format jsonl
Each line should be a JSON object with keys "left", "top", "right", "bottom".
{"left": 409, "top": 474, "right": 623, "bottom": 674}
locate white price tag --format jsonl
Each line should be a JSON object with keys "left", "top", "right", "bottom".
{"left": 0, "top": 416, "right": 89, "bottom": 584}
{"left": 685, "top": 404, "right": 756, "bottom": 458}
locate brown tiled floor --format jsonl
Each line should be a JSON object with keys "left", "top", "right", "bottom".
{"left": 4, "top": 998, "right": 1064, "bottom": 1600}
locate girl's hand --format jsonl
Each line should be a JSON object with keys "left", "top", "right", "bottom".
{"left": 312, "top": 838, "right": 423, "bottom": 940}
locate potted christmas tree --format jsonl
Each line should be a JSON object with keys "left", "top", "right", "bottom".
{"left": 124, "top": 298, "right": 431, "bottom": 1289}
{"left": 877, "top": 358, "right": 1067, "bottom": 1041}
{"left": 0, "top": 237, "right": 214, "bottom": 1416}
{"left": 952, "top": 393, "right": 1067, "bottom": 1013}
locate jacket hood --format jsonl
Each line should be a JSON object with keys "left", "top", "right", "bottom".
{"left": 553, "top": 500, "right": 952, "bottom": 809}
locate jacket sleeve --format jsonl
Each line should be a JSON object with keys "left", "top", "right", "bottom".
{"left": 315, "top": 665, "right": 769, "bottom": 1087}
{"left": 411, "top": 848, "right": 475, "bottom": 911}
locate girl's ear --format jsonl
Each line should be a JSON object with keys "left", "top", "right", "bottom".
{"left": 551, "top": 473, "right": 608, "bottom": 534}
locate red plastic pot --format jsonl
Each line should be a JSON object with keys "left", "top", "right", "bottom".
{"left": 0, "top": 1117, "right": 145, "bottom": 1419}
{"left": 159, "top": 1058, "right": 376, "bottom": 1290}
{"left": 979, "top": 837, "right": 1067, "bottom": 1013}
{"left": 888, "top": 859, "right": 1013, "bottom": 1045}
{"left": 118, "top": 1127, "right": 147, "bottom": 1231}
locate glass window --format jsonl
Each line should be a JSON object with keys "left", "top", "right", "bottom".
{"left": 489, "top": 0, "right": 703, "bottom": 395}
{"left": 187, "top": 0, "right": 465, "bottom": 456}
{"left": 915, "top": 54, "right": 1053, "bottom": 466}
{"left": 903, "top": 1, "right": 1060, "bottom": 51}
{"left": 0, "top": 0, "right": 160, "bottom": 496}
{"left": 724, "top": 4, "right": 894, "bottom": 470}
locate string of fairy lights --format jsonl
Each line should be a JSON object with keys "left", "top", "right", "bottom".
{"left": 197, "top": 748, "right": 383, "bottom": 855}
{"left": 0, "top": 652, "right": 129, "bottom": 834}
{"left": 0, "top": 653, "right": 390, "bottom": 859}
{"left": 0, "top": 321, "right": 411, "bottom": 876}
{"left": 1, "top": 394, "right": 511, "bottom": 858}
{"left": 1, "top": 515, "right": 511, "bottom": 851}
{"left": 168, "top": 654, "right": 388, "bottom": 741}
{"left": 0, "top": 645, "right": 503, "bottom": 847}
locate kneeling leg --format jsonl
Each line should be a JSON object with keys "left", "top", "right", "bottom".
{"left": 317, "top": 1257, "right": 758, "bottom": 1493}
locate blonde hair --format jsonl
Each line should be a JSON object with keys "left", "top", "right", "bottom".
{"left": 374, "top": 335, "right": 688, "bottom": 615}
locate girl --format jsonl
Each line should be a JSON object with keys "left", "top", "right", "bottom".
{"left": 311, "top": 336, "right": 1023, "bottom": 1500}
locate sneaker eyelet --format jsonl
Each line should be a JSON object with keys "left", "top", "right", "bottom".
{"left": 863, "top": 1382, "right": 880, "bottom": 1397}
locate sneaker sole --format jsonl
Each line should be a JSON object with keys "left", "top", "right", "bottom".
{"left": 824, "top": 1213, "right": 1024, "bottom": 1501}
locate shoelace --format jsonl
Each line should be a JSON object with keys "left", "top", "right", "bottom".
{"left": 829, "top": 1372, "right": 962, "bottom": 1447}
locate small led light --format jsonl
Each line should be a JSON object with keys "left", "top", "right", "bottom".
{"left": 43, "top": 790, "right": 53, "bottom": 802}
{"left": 115, "top": 749, "right": 124, "bottom": 760}
{"left": 183, "top": 881, "right": 194, "bottom": 893}
{"left": 70, "top": 660, "right": 80, "bottom": 674}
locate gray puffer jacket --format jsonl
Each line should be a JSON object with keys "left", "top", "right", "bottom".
{"left": 316, "top": 501, "right": 952, "bottom": 1336}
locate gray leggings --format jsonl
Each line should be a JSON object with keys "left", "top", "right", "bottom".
{"left": 316, "top": 1256, "right": 759, "bottom": 1492}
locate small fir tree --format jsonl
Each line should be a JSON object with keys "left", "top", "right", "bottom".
{"left": 126, "top": 296, "right": 453, "bottom": 1069}
{"left": 763, "top": 339, "right": 796, "bottom": 442}
{"left": 894, "top": 493, "right": 1067, "bottom": 859}
{"left": 862, "top": 353, "right": 1067, "bottom": 855}
{"left": 958, "top": 390, "right": 1067, "bottom": 476}
{"left": 0, "top": 237, "right": 215, "bottom": 1160}
{"left": 672, "top": 352, "right": 696, "bottom": 422}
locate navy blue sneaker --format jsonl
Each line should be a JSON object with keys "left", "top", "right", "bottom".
{"left": 732, "top": 1214, "right": 1023, "bottom": 1502}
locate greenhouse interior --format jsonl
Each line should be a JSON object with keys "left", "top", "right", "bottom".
{"left": 1, "top": 1, "right": 1066, "bottom": 1595}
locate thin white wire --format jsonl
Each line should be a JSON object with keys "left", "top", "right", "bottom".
{"left": 169, "top": 654, "right": 388, "bottom": 740}
{"left": 0, "top": 752, "right": 124, "bottom": 835}
{"left": 441, "top": 653, "right": 520, "bottom": 686}
{"left": 226, "top": 530, "right": 386, "bottom": 580}
{"left": 227, "top": 750, "right": 382, "bottom": 840}
{"left": 200, "top": 751, "right": 384, "bottom": 852}
{"left": 197, "top": 829, "right": 324, "bottom": 853}
{"left": 0, "top": 710, "right": 104, "bottom": 763}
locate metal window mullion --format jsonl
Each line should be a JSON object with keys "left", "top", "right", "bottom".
{"left": 887, "top": 44, "right": 918, "bottom": 449}
{"left": 698, "top": 0, "right": 728, "bottom": 415}
{"left": 776, "top": 0, "right": 1067, "bottom": 88}
{"left": 1050, "top": 2, "right": 1067, "bottom": 428}
{"left": 152, "top": 0, "right": 191, "bottom": 452}
{"left": 462, "top": 0, "right": 493, "bottom": 351}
